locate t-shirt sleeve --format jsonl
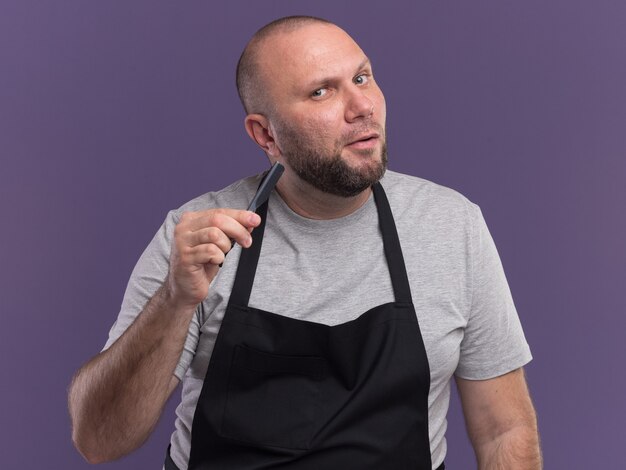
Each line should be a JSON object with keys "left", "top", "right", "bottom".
{"left": 101, "top": 210, "right": 201, "bottom": 381}
{"left": 455, "top": 201, "right": 532, "bottom": 380}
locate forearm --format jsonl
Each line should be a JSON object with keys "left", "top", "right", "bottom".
{"left": 68, "top": 284, "right": 195, "bottom": 463}
{"left": 476, "top": 423, "right": 542, "bottom": 470}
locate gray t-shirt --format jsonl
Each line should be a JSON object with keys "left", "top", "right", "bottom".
{"left": 104, "top": 170, "right": 532, "bottom": 469}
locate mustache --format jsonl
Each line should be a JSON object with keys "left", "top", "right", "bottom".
{"left": 340, "top": 123, "right": 385, "bottom": 144}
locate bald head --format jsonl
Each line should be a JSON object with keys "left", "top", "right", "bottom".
{"left": 236, "top": 16, "right": 335, "bottom": 116}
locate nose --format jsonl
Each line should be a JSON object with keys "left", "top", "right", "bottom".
{"left": 344, "top": 90, "right": 374, "bottom": 123}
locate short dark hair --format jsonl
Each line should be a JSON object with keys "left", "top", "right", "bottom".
{"left": 235, "top": 15, "right": 334, "bottom": 115}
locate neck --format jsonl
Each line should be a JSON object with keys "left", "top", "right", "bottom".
{"left": 274, "top": 171, "right": 372, "bottom": 220}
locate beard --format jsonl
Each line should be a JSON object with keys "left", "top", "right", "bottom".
{"left": 273, "top": 119, "right": 388, "bottom": 198}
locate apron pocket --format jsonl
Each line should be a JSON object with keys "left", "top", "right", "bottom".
{"left": 220, "top": 344, "right": 327, "bottom": 450}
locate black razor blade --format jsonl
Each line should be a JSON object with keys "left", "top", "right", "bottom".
{"left": 247, "top": 161, "right": 284, "bottom": 213}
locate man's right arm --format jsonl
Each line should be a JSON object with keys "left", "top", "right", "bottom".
{"left": 68, "top": 284, "right": 193, "bottom": 463}
{"left": 68, "top": 208, "right": 261, "bottom": 463}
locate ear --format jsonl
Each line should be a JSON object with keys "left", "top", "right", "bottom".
{"left": 244, "top": 114, "right": 280, "bottom": 158}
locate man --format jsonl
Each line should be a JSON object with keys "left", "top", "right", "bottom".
{"left": 69, "top": 16, "right": 541, "bottom": 469}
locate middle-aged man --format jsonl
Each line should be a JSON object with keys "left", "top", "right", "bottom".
{"left": 69, "top": 15, "right": 541, "bottom": 470}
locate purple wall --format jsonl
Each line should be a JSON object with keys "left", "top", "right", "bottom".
{"left": 2, "top": 1, "right": 624, "bottom": 468}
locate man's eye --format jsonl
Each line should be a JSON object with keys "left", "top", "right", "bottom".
{"left": 312, "top": 88, "right": 327, "bottom": 98}
{"left": 355, "top": 74, "right": 370, "bottom": 85}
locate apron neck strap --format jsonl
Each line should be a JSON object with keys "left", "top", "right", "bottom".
{"left": 229, "top": 182, "right": 413, "bottom": 307}
{"left": 228, "top": 197, "right": 269, "bottom": 307}
{"left": 372, "top": 182, "right": 413, "bottom": 304}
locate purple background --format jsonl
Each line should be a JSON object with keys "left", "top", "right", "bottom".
{"left": 1, "top": 1, "right": 624, "bottom": 468}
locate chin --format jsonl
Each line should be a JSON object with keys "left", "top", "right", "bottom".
{"left": 344, "top": 153, "right": 384, "bottom": 172}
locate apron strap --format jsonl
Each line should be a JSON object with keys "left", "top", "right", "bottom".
{"left": 228, "top": 197, "right": 269, "bottom": 307}
{"left": 164, "top": 444, "right": 180, "bottom": 470}
{"left": 372, "top": 182, "right": 414, "bottom": 304}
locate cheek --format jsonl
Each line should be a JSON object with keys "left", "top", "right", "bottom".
{"left": 301, "top": 111, "right": 341, "bottom": 142}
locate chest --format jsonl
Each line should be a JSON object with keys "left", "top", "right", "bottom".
{"left": 192, "top": 220, "right": 470, "bottom": 386}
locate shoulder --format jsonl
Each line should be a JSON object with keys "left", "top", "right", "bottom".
{"left": 380, "top": 170, "right": 479, "bottom": 224}
{"left": 170, "top": 173, "right": 263, "bottom": 221}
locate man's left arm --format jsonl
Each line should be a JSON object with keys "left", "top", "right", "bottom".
{"left": 455, "top": 367, "right": 542, "bottom": 469}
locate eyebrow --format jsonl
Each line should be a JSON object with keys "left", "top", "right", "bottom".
{"left": 305, "top": 56, "right": 371, "bottom": 90}
{"left": 355, "top": 57, "right": 371, "bottom": 74}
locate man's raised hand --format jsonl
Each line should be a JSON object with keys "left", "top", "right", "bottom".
{"left": 166, "top": 208, "right": 261, "bottom": 309}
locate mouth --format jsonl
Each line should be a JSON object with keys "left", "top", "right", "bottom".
{"left": 345, "top": 132, "right": 380, "bottom": 150}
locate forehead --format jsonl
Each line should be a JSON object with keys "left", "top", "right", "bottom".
{"left": 258, "top": 24, "right": 367, "bottom": 93}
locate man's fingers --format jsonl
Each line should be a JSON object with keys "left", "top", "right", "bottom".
{"left": 168, "top": 208, "right": 261, "bottom": 308}
{"left": 186, "top": 244, "right": 226, "bottom": 266}
{"left": 182, "top": 210, "right": 260, "bottom": 249}
{"left": 184, "top": 209, "right": 261, "bottom": 231}
{"left": 186, "top": 227, "right": 232, "bottom": 252}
